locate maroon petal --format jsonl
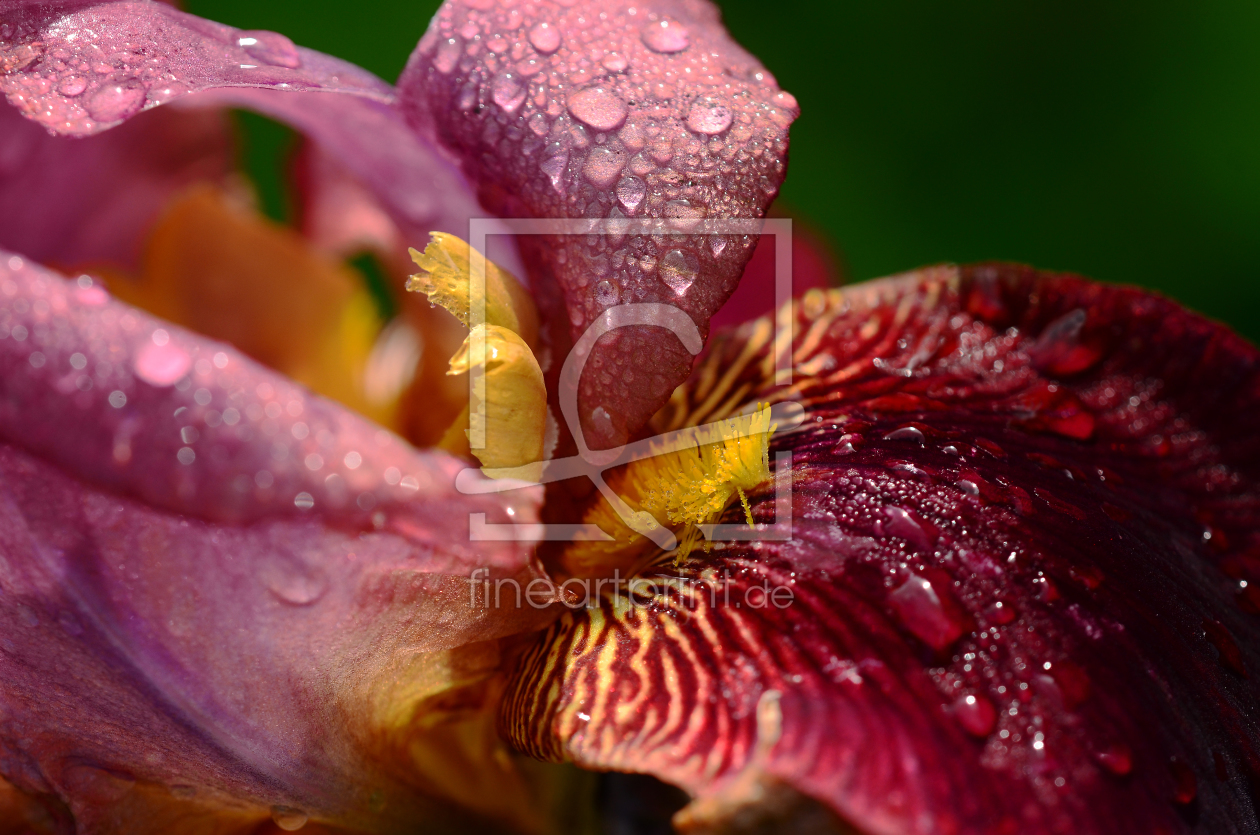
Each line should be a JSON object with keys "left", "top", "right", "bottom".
{"left": 504, "top": 264, "right": 1260, "bottom": 833}
{"left": 399, "top": 0, "right": 797, "bottom": 447}
{"left": 0, "top": 252, "right": 552, "bottom": 829}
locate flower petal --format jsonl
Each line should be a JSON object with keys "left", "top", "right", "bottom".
{"left": 0, "top": 1, "right": 494, "bottom": 257}
{"left": 0, "top": 0, "right": 389, "bottom": 135}
{"left": 504, "top": 264, "right": 1260, "bottom": 833}
{"left": 0, "top": 251, "right": 555, "bottom": 830}
{"left": 0, "top": 99, "right": 233, "bottom": 272}
{"left": 399, "top": 0, "right": 798, "bottom": 447}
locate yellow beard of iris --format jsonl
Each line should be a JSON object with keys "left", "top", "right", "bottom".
{"left": 565, "top": 405, "right": 774, "bottom": 578}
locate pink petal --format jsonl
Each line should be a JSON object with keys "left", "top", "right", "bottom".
{"left": 399, "top": 0, "right": 798, "bottom": 447}
{"left": 0, "top": 251, "right": 550, "bottom": 827}
{"left": 0, "top": 100, "right": 233, "bottom": 272}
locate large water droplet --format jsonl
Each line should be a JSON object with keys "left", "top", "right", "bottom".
{"left": 615, "top": 175, "right": 646, "bottom": 215}
{"left": 642, "top": 19, "right": 690, "bottom": 53}
{"left": 540, "top": 144, "right": 569, "bottom": 194}
{"left": 434, "top": 36, "right": 462, "bottom": 74}
{"left": 594, "top": 279, "right": 620, "bottom": 307}
{"left": 882, "top": 506, "right": 936, "bottom": 551}
{"left": 888, "top": 574, "right": 967, "bottom": 651}
{"left": 237, "top": 30, "right": 302, "bottom": 69}
{"left": 567, "top": 87, "right": 627, "bottom": 131}
{"left": 264, "top": 563, "right": 328, "bottom": 607}
{"left": 665, "top": 199, "right": 705, "bottom": 232}
{"left": 659, "top": 249, "right": 698, "bottom": 294}
{"left": 686, "top": 99, "right": 733, "bottom": 135}
{"left": 952, "top": 693, "right": 996, "bottom": 737}
{"left": 1169, "top": 758, "right": 1197, "bottom": 805}
{"left": 271, "top": 805, "right": 309, "bottom": 831}
{"left": 134, "top": 342, "right": 191, "bottom": 387}
{"left": 491, "top": 72, "right": 526, "bottom": 113}
{"left": 57, "top": 76, "right": 88, "bottom": 97}
{"left": 1094, "top": 742, "right": 1133, "bottom": 776}
{"left": 528, "top": 21, "right": 561, "bottom": 54}
{"left": 84, "top": 79, "right": 146, "bottom": 123}
{"left": 582, "top": 146, "right": 626, "bottom": 187}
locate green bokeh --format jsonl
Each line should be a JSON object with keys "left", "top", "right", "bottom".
{"left": 189, "top": 0, "right": 1260, "bottom": 341}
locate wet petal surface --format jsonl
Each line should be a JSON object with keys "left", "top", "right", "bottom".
{"left": 505, "top": 264, "right": 1260, "bottom": 834}
{"left": 400, "top": 0, "right": 797, "bottom": 447}
{"left": 0, "top": 251, "right": 553, "bottom": 831}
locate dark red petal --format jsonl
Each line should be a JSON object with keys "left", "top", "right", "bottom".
{"left": 504, "top": 264, "right": 1260, "bottom": 833}
{"left": 400, "top": 0, "right": 797, "bottom": 447}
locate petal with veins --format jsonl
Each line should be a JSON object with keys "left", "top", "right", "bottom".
{"left": 505, "top": 264, "right": 1260, "bottom": 834}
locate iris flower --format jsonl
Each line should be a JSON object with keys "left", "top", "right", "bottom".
{"left": 0, "top": 1, "right": 1257, "bottom": 834}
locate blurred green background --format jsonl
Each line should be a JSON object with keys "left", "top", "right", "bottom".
{"left": 187, "top": 0, "right": 1260, "bottom": 341}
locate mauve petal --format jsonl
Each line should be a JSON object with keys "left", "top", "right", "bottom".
{"left": 399, "top": 0, "right": 797, "bottom": 447}
{"left": 0, "top": 100, "right": 233, "bottom": 272}
{"left": 0, "top": 252, "right": 551, "bottom": 829}
{"left": 505, "top": 265, "right": 1260, "bottom": 833}
{"left": 0, "top": 0, "right": 389, "bottom": 135}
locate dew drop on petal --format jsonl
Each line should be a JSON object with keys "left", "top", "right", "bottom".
{"left": 582, "top": 146, "right": 626, "bottom": 187}
{"left": 642, "top": 18, "right": 690, "bottom": 53}
{"left": 953, "top": 693, "right": 997, "bottom": 737}
{"left": 889, "top": 574, "right": 966, "bottom": 651}
{"left": 237, "top": 30, "right": 302, "bottom": 69}
{"left": 271, "top": 806, "right": 309, "bottom": 831}
{"left": 567, "top": 87, "right": 627, "bottom": 131}
{"left": 686, "top": 99, "right": 733, "bottom": 135}
{"left": 134, "top": 342, "right": 191, "bottom": 387}
{"left": 434, "top": 36, "right": 462, "bottom": 74}
{"left": 491, "top": 73, "right": 526, "bottom": 113}
{"left": 266, "top": 569, "right": 328, "bottom": 607}
{"left": 658, "top": 249, "right": 698, "bottom": 294}
{"left": 293, "top": 492, "right": 315, "bottom": 510}
{"left": 594, "top": 280, "right": 620, "bottom": 307}
{"left": 57, "top": 76, "right": 88, "bottom": 97}
{"left": 615, "top": 175, "right": 646, "bottom": 215}
{"left": 528, "top": 21, "right": 561, "bottom": 54}
{"left": 1094, "top": 742, "right": 1133, "bottom": 776}
{"left": 83, "top": 78, "right": 146, "bottom": 123}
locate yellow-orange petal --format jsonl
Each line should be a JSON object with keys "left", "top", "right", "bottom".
{"left": 107, "top": 184, "right": 390, "bottom": 425}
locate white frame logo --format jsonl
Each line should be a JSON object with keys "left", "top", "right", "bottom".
{"left": 453, "top": 217, "right": 801, "bottom": 547}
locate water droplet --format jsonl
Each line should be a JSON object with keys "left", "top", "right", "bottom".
{"left": 686, "top": 99, "right": 733, "bottom": 135}
{"left": 265, "top": 567, "right": 328, "bottom": 607}
{"left": 134, "top": 342, "right": 191, "bottom": 387}
{"left": 540, "top": 145, "right": 569, "bottom": 194}
{"left": 528, "top": 21, "right": 561, "bottom": 54}
{"left": 84, "top": 79, "right": 146, "bottom": 123}
{"left": 642, "top": 19, "right": 690, "bottom": 53}
{"left": 1169, "top": 758, "right": 1197, "bottom": 804}
{"left": 888, "top": 573, "right": 967, "bottom": 651}
{"left": 271, "top": 806, "right": 309, "bottom": 831}
{"left": 567, "top": 87, "right": 627, "bottom": 131}
{"left": 594, "top": 280, "right": 620, "bottom": 307}
{"left": 57, "top": 76, "right": 88, "bottom": 97}
{"left": 664, "top": 198, "right": 705, "bottom": 231}
{"left": 294, "top": 492, "right": 314, "bottom": 510}
{"left": 984, "top": 600, "right": 1016, "bottom": 625}
{"left": 1095, "top": 742, "right": 1133, "bottom": 776}
{"left": 953, "top": 693, "right": 996, "bottom": 737}
{"left": 615, "top": 175, "right": 646, "bottom": 215}
{"left": 710, "top": 236, "right": 727, "bottom": 257}
{"left": 658, "top": 249, "right": 698, "bottom": 294}
{"left": 434, "top": 36, "right": 462, "bottom": 74}
{"left": 582, "top": 146, "right": 626, "bottom": 187}
{"left": 0, "top": 42, "right": 43, "bottom": 75}
{"left": 884, "top": 425, "right": 925, "bottom": 443}
{"left": 491, "top": 72, "right": 526, "bottom": 113}
{"left": 882, "top": 506, "right": 936, "bottom": 551}
{"left": 237, "top": 30, "right": 301, "bottom": 69}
